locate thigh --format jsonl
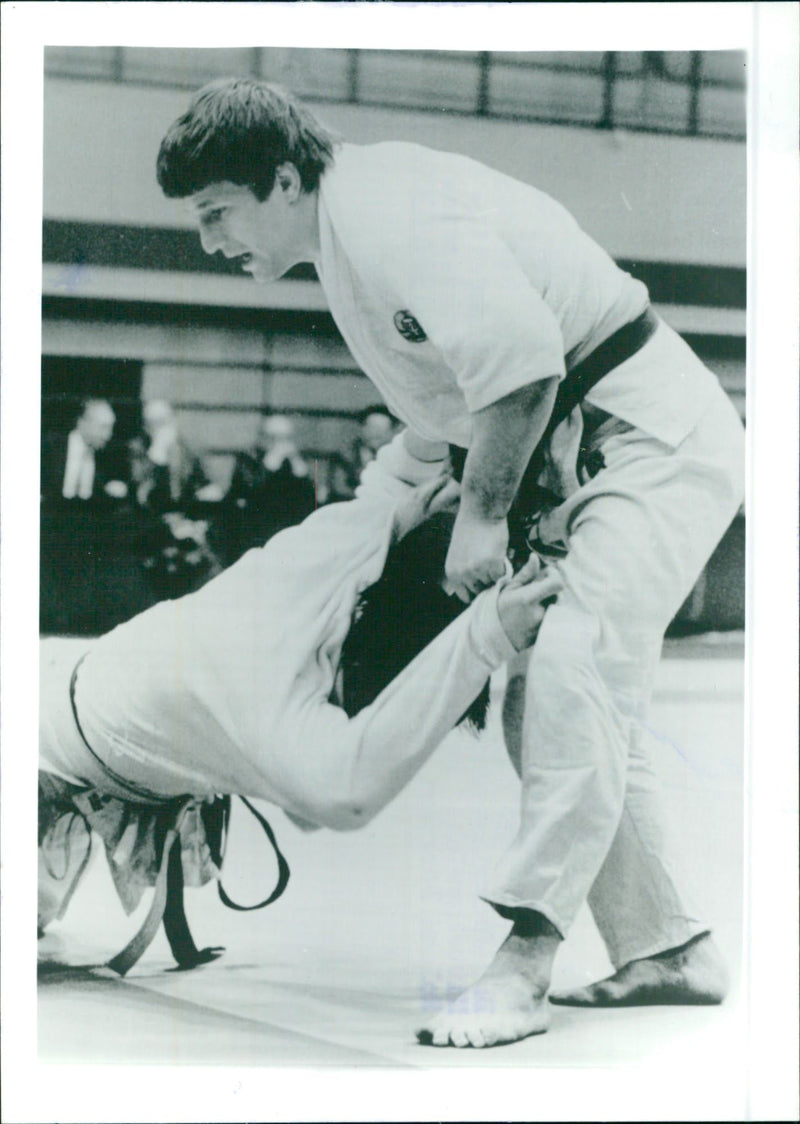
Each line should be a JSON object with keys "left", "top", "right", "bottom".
{"left": 531, "top": 410, "right": 742, "bottom": 714}
{"left": 548, "top": 410, "right": 742, "bottom": 639}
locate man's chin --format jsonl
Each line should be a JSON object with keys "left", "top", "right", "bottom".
{"left": 242, "top": 260, "right": 275, "bottom": 284}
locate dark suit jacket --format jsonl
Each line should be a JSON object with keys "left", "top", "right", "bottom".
{"left": 128, "top": 435, "right": 210, "bottom": 514}
{"left": 215, "top": 452, "right": 316, "bottom": 565}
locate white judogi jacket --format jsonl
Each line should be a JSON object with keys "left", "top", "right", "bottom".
{"left": 317, "top": 142, "right": 721, "bottom": 450}
{"left": 40, "top": 492, "right": 516, "bottom": 831}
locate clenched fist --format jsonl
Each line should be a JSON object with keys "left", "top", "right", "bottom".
{"left": 444, "top": 509, "right": 509, "bottom": 603}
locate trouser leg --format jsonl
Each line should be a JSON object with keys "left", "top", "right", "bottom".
{"left": 484, "top": 391, "right": 744, "bottom": 943}
{"left": 38, "top": 772, "right": 92, "bottom": 931}
{"left": 502, "top": 649, "right": 531, "bottom": 779}
{"left": 585, "top": 719, "right": 709, "bottom": 968}
{"left": 501, "top": 654, "right": 708, "bottom": 965}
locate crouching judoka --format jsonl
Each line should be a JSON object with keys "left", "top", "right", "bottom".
{"left": 39, "top": 471, "right": 561, "bottom": 975}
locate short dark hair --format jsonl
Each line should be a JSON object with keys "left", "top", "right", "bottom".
{"left": 339, "top": 513, "right": 491, "bottom": 732}
{"left": 156, "top": 78, "right": 338, "bottom": 201}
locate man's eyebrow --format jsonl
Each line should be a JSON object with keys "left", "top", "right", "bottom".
{"left": 192, "top": 196, "right": 223, "bottom": 213}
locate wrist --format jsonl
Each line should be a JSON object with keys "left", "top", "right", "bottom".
{"left": 459, "top": 486, "right": 510, "bottom": 524}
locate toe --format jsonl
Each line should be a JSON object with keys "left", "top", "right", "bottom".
{"left": 450, "top": 1028, "right": 470, "bottom": 1048}
{"left": 466, "top": 1027, "right": 487, "bottom": 1048}
{"left": 594, "top": 981, "right": 622, "bottom": 1003}
{"left": 432, "top": 1027, "right": 452, "bottom": 1047}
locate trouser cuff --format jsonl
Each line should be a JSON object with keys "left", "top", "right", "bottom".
{"left": 610, "top": 926, "right": 712, "bottom": 971}
{"left": 480, "top": 895, "right": 568, "bottom": 940}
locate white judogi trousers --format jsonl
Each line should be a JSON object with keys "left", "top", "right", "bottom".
{"left": 482, "top": 385, "right": 745, "bottom": 968}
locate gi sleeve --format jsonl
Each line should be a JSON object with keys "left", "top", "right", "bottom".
{"left": 268, "top": 583, "right": 516, "bottom": 831}
{"left": 334, "top": 164, "right": 567, "bottom": 412}
{"left": 402, "top": 212, "right": 566, "bottom": 412}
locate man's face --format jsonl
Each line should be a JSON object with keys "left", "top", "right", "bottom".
{"left": 258, "top": 415, "right": 295, "bottom": 453}
{"left": 143, "top": 400, "right": 174, "bottom": 438}
{"left": 78, "top": 404, "right": 115, "bottom": 450}
{"left": 189, "top": 174, "right": 310, "bottom": 284}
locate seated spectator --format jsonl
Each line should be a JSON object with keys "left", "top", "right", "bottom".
{"left": 326, "top": 405, "right": 400, "bottom": 504}
{"left": 215, "top": 411, "right": 316, "bottom": 566}
{"left": 41, "top": 398, "right": 130, "bottom": 506}
{"left": 40, "top": 399, "right": 152, "bottom": 635}
{"left": 357, "top": 405, "right": 399, "bottom": 469}
{"left": 130, "top": 399, "right": 222, "bottom": 514}
{"left": 130, "top": 399, "right": 223, "bottom": 600}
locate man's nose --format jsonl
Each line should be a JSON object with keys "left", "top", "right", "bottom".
{"left": 198, "top": 222, "right": 224, "bottom": 256}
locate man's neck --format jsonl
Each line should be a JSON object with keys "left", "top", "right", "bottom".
{"left": 298, "top": 188, "right": 322, "bottom": 264}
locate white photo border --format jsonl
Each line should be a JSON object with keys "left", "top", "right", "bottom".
{"left": 2, "top": 3, "right": 797, "bottom": 1121}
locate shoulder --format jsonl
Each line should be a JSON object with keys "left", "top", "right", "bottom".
{"left": 327, "top": 141, "right": 445, "bottom": 181}
{"left": 321, "top": 143, "right": 481, "bottom": 274}
{"left": 323, "top": 142, "right": 471, "bottom": 219}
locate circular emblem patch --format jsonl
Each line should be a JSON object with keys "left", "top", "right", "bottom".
{"left": 393, "top": 310, "right": 427, "bottom": 343}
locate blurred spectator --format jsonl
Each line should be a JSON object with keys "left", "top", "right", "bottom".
{"left": 358, "top": 405, "right": 398, "bottom": 466}
{"left": 130, "top": 399, "right": 222, "bottom": 513}
{"left": 130, "top": 399, "right": 223, "bottom": 600}
{"left": 326, "top": 405, "right": 400, "bottom": 504}
{"left": 41, "top": 398, "right": 130, "bottom": 505}
{"left": 40, "top": 399, "right": 152, "bottom": 634}
{"left": 214, "top": 411, "right": 316, "bottom": 566}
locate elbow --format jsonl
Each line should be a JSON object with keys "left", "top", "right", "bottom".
{"left": 316, "top": 800, "right": 379, "bottom": 832}
{"left": 304, "top": 790, "right": 382, "bottom": 832}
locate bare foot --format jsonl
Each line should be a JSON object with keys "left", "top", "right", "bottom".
{"left": 416, "top": 918, "right": 560, "bottom": 1048}
{"left": 549, "top": 933, "right": 729, "bottom": 1007}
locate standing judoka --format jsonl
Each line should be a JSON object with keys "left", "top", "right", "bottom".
{"left": 156, "top": 78, "right": 744, "bottom": 1047}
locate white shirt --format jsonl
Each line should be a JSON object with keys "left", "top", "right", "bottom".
{"left": 317, "top": 142, "right": 719, "bottom": 449}
{"left": 45, "top": 492, "right": 516, "bottom": 829}
{"left": 61, "top": 429, "right": 95, "bottom": 500}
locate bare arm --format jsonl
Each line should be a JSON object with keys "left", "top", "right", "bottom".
{"left": 446, "top": 376, "right": 560, "bottom": 602}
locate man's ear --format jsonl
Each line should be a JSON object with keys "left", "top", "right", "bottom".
{"left": 275, "top": 162, "right": 302, "bottom": 203}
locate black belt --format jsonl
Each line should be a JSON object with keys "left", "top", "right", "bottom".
{"left": 513, "top": 306, "right": 659, "bottom": 551}
{"left": 449, "top": 306, "right": 659, "bottom": 562}
{"left": 69, "top": 656, "right": 172, "bottom": 804}
{"left": 517, "top": 305, "right": 659, "bottom": 500}
{"left": 67, "top": 657, "right": 290, "bottom": 976}
{"left": 451, "top": 306, "right": 658, "bottom": 475}
{"left": 553, "top": 305, "right": 658, "bottom": 432}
